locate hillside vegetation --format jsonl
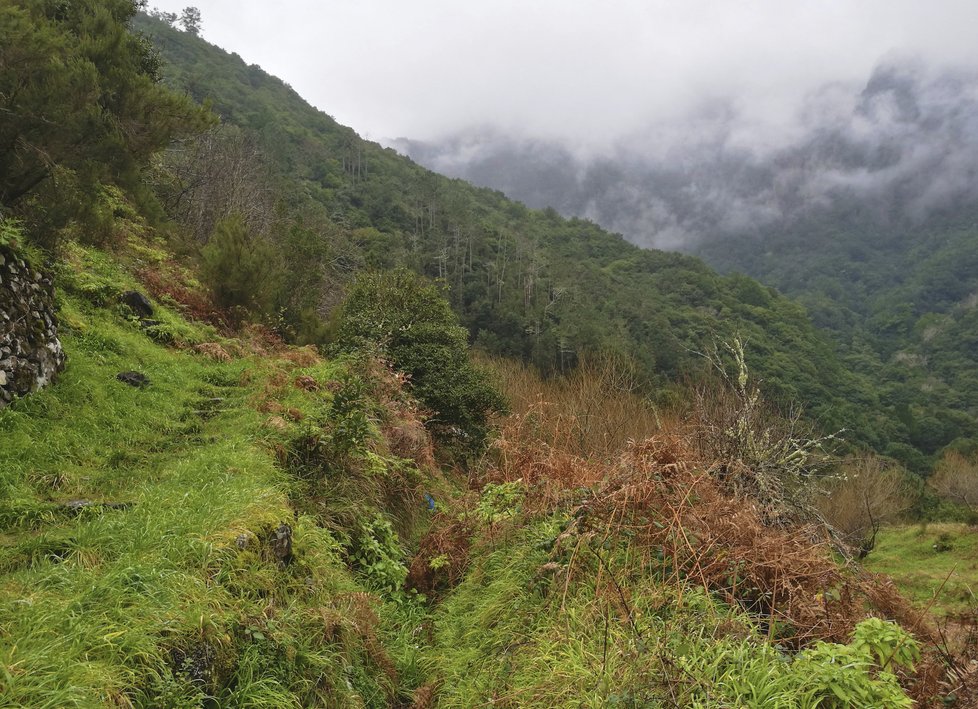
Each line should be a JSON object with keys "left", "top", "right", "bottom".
{"left": 1, "top": 226, "right": 953, "bottom": 706}
{"left": 129, "top": 12, "right": 898, "bottom": 452}
{"left": 397, "top": 64, "right": 978, "bottom": 472}
{"left": 0, "top": 232, "right": 437, "bottom": 705}
{"left": 3, "top": 3, "right": 978, "bottom": 706}
{"left": 695, "top": 211, "right": 978, "bottom": 472}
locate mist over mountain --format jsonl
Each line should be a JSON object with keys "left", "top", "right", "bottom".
{"left": 394, "top": 58, "right": 978, "bottom": 252}
{"left": 394, "top": 56, "right": 978, "bottom": 466}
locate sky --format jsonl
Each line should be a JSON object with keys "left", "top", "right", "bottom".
{"left": 149, "top": 1, "right": 978, "bottom": 151}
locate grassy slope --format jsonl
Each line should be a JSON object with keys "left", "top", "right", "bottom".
{"left": 0, "top": 240, "right": 422, "bottom": 706}
{"left": 409, "top": 360, "right": 928, "bottom": 707}
{"left": 0, "top": 237, "right": 931, "bottom": 707}
{"left": 866, "top": 524, "right": 978, "bottom": 618}
{"left": 423, "top": 498, "right": 922, "bottom": 707}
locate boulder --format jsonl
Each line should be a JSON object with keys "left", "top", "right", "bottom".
{"left": 120, "top": 290, "right": 154, "bottom": 317}
{"left": 63, "top": 499, "right": 132, "bottom": 514}
{"left": 116, "top": 371, "right": 151, "bottom": 388}
{"left": 269, "top": 523, "right": 293, "bottom": 568}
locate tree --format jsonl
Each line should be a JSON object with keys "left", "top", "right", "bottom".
{"left": 816, "top": 455, "right": 916, "bottom": 558}
{"left": 179, "top": 6, "right": 201, "bottom": 35}
{"left": 0, "top": 0, "right": 212, "bottom": 246}
{"left": 159, "top": 126, "right": 275, "bottom": 244}
{"left": 333, "top": 270, "right": 505, "bottom": 452}
{"left": 928, "top": 450, "right": 978, "bottom": 511}
{"left": 148, "top": 9, "right": 178, "bottom": 25}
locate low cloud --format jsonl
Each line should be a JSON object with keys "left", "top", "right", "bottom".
{"left": 398, "top": 59, "right": 978, "bottom": 250}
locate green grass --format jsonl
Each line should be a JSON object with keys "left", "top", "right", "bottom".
{"left": 865, "top": 524, "right": 978, "bottom": 617}
{"left": 425, "top": 517, "right": 916, "bottom": 708}
{"left": 0, "top": 246, "right": 412, "bottom": 706}
{"left": 0, "top": 240, "right": 927, "bottom": 707}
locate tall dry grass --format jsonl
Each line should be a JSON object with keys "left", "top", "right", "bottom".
{"left": 483, "top": 353, "right": 669, "bottom": 460}
{"left": 481, "top": 354, "right": 920, "bottom": 626}
{"left": 464, "top": 351, "right": 956, "bottom": 704}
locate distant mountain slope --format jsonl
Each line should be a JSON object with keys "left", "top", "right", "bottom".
{"left": 695, "top": 210, "right": 978, "bottom": 465}
{"left": 397, "top": 62, "right": 978, "bottom": 253}
{"left": 394, "top": 60, "right": 978, "bottom": 467}
{"left": 134, "top": 14, "right": 906, "bottom": 457}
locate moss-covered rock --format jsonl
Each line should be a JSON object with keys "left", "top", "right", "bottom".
{"left": 0, "top": 242, "right": 65, "bottom": 407}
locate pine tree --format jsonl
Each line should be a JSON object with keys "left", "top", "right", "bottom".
{"left": 0, "top": 0, "right": 212, "bottom": 246}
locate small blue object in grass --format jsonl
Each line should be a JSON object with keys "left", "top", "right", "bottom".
{"left": 424, "top": 493, "right": 436, "bottom": 511}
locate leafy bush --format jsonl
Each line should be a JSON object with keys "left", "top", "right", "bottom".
{"left": 353, "top": 513, "right": 408, "bottom": 596}
{"left": 676, "top": 617, "right": 917, "bottom": 707}
{"left": 475, "top": 480, "right": 524, "bottom": 525}
{"left": 332, "top": 270, "right": 505, "bottom": 454}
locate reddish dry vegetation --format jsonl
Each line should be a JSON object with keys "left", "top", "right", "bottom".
{"left": 489, "top": 430, "right": 927, "bottom": 645}
{"left": 460, "top": 357, "right": 978, "bottom": 706}
{"left": 407, "top": 513, "right": 474, "bottom": 598}
{"left": 192, "top": 342, "right": 232, "bottom": 362}
{"left": 360, "top": 359, "right": 436, "bottom": 473}
{"left": 294, "top": 375, "right": 319, "bottom": 391}
{"left": 138, "top": 263, "right": 323, "bottom": 366}
{"left": 137, "top": 264, "right": 230, "bottom": 330}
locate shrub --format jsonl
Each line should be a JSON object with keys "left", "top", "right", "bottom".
{"left": 928, "top": 450, "right": 978, "bottom": 511}
{"left": 817, "top": 455, "right": 917, "bottom": 557}
{"left": 200, "top": 214, "right": 281, "bottom": 320}
{"left": 332, "top": 270, "right": 505, "bottom": 454}
{"left": 353, "top": 513, "right": 408, "bottom": 596}
{"left": 691, "top": 338, "right": 839, "bottom": 526}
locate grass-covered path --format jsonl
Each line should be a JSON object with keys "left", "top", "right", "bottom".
{"left": 0, "top": 245, "right": 427, "bottom": 706}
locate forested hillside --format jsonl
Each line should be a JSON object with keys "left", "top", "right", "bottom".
{"left": 130, "top": 12, "right": 907, "bottom": 454}
{"left": 695, "top": 208, "right": 978, "bottom": 470}
{"left": 5, "top": 3, "right": 978, "bottom": 705}
{"left": 399, "top": 62, "right": 978, "bottom": 470}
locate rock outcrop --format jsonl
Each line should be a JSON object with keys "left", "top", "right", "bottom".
{"left": 0, "top": 245, "right": 66, "bottom": 408}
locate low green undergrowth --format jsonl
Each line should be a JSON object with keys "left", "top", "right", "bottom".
{"left": 865, "top": 524, "right": 978, "bottom": 617}
{"left": 426, "top": 518, "right": 919, "bottom": 707}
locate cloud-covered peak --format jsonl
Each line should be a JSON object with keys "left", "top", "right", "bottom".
{"left": 397, "top": 58, "right": 978, "bottom": 250}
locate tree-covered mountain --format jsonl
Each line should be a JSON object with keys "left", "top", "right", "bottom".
{"left": 396, "top": 60, "right": 978, "bottom": 469}
{"left": 694, "top": 206, "right": 978, "bottom": 470}
{"left": 1, "top": 6, "right": 966, "bottom": 706}
{"left": 129, "top": 12, "right": 912, "bottom": 456}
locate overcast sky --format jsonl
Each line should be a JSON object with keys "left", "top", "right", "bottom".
{"left": 150, "top": 1, "right": 978, "bottom": 150}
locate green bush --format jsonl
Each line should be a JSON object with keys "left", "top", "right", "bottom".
{"left": 332, "top": 270, "right": 505, "bottom": 454}
{"left": 353, "top": 513, "right": 409, "bottom": 596}
{"left": 200, "top": 214, "right": 282, "bottom": 319}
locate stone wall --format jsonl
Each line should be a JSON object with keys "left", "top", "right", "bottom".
{"left": 0, "top": 245, "right": 66, "bottom": 408}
